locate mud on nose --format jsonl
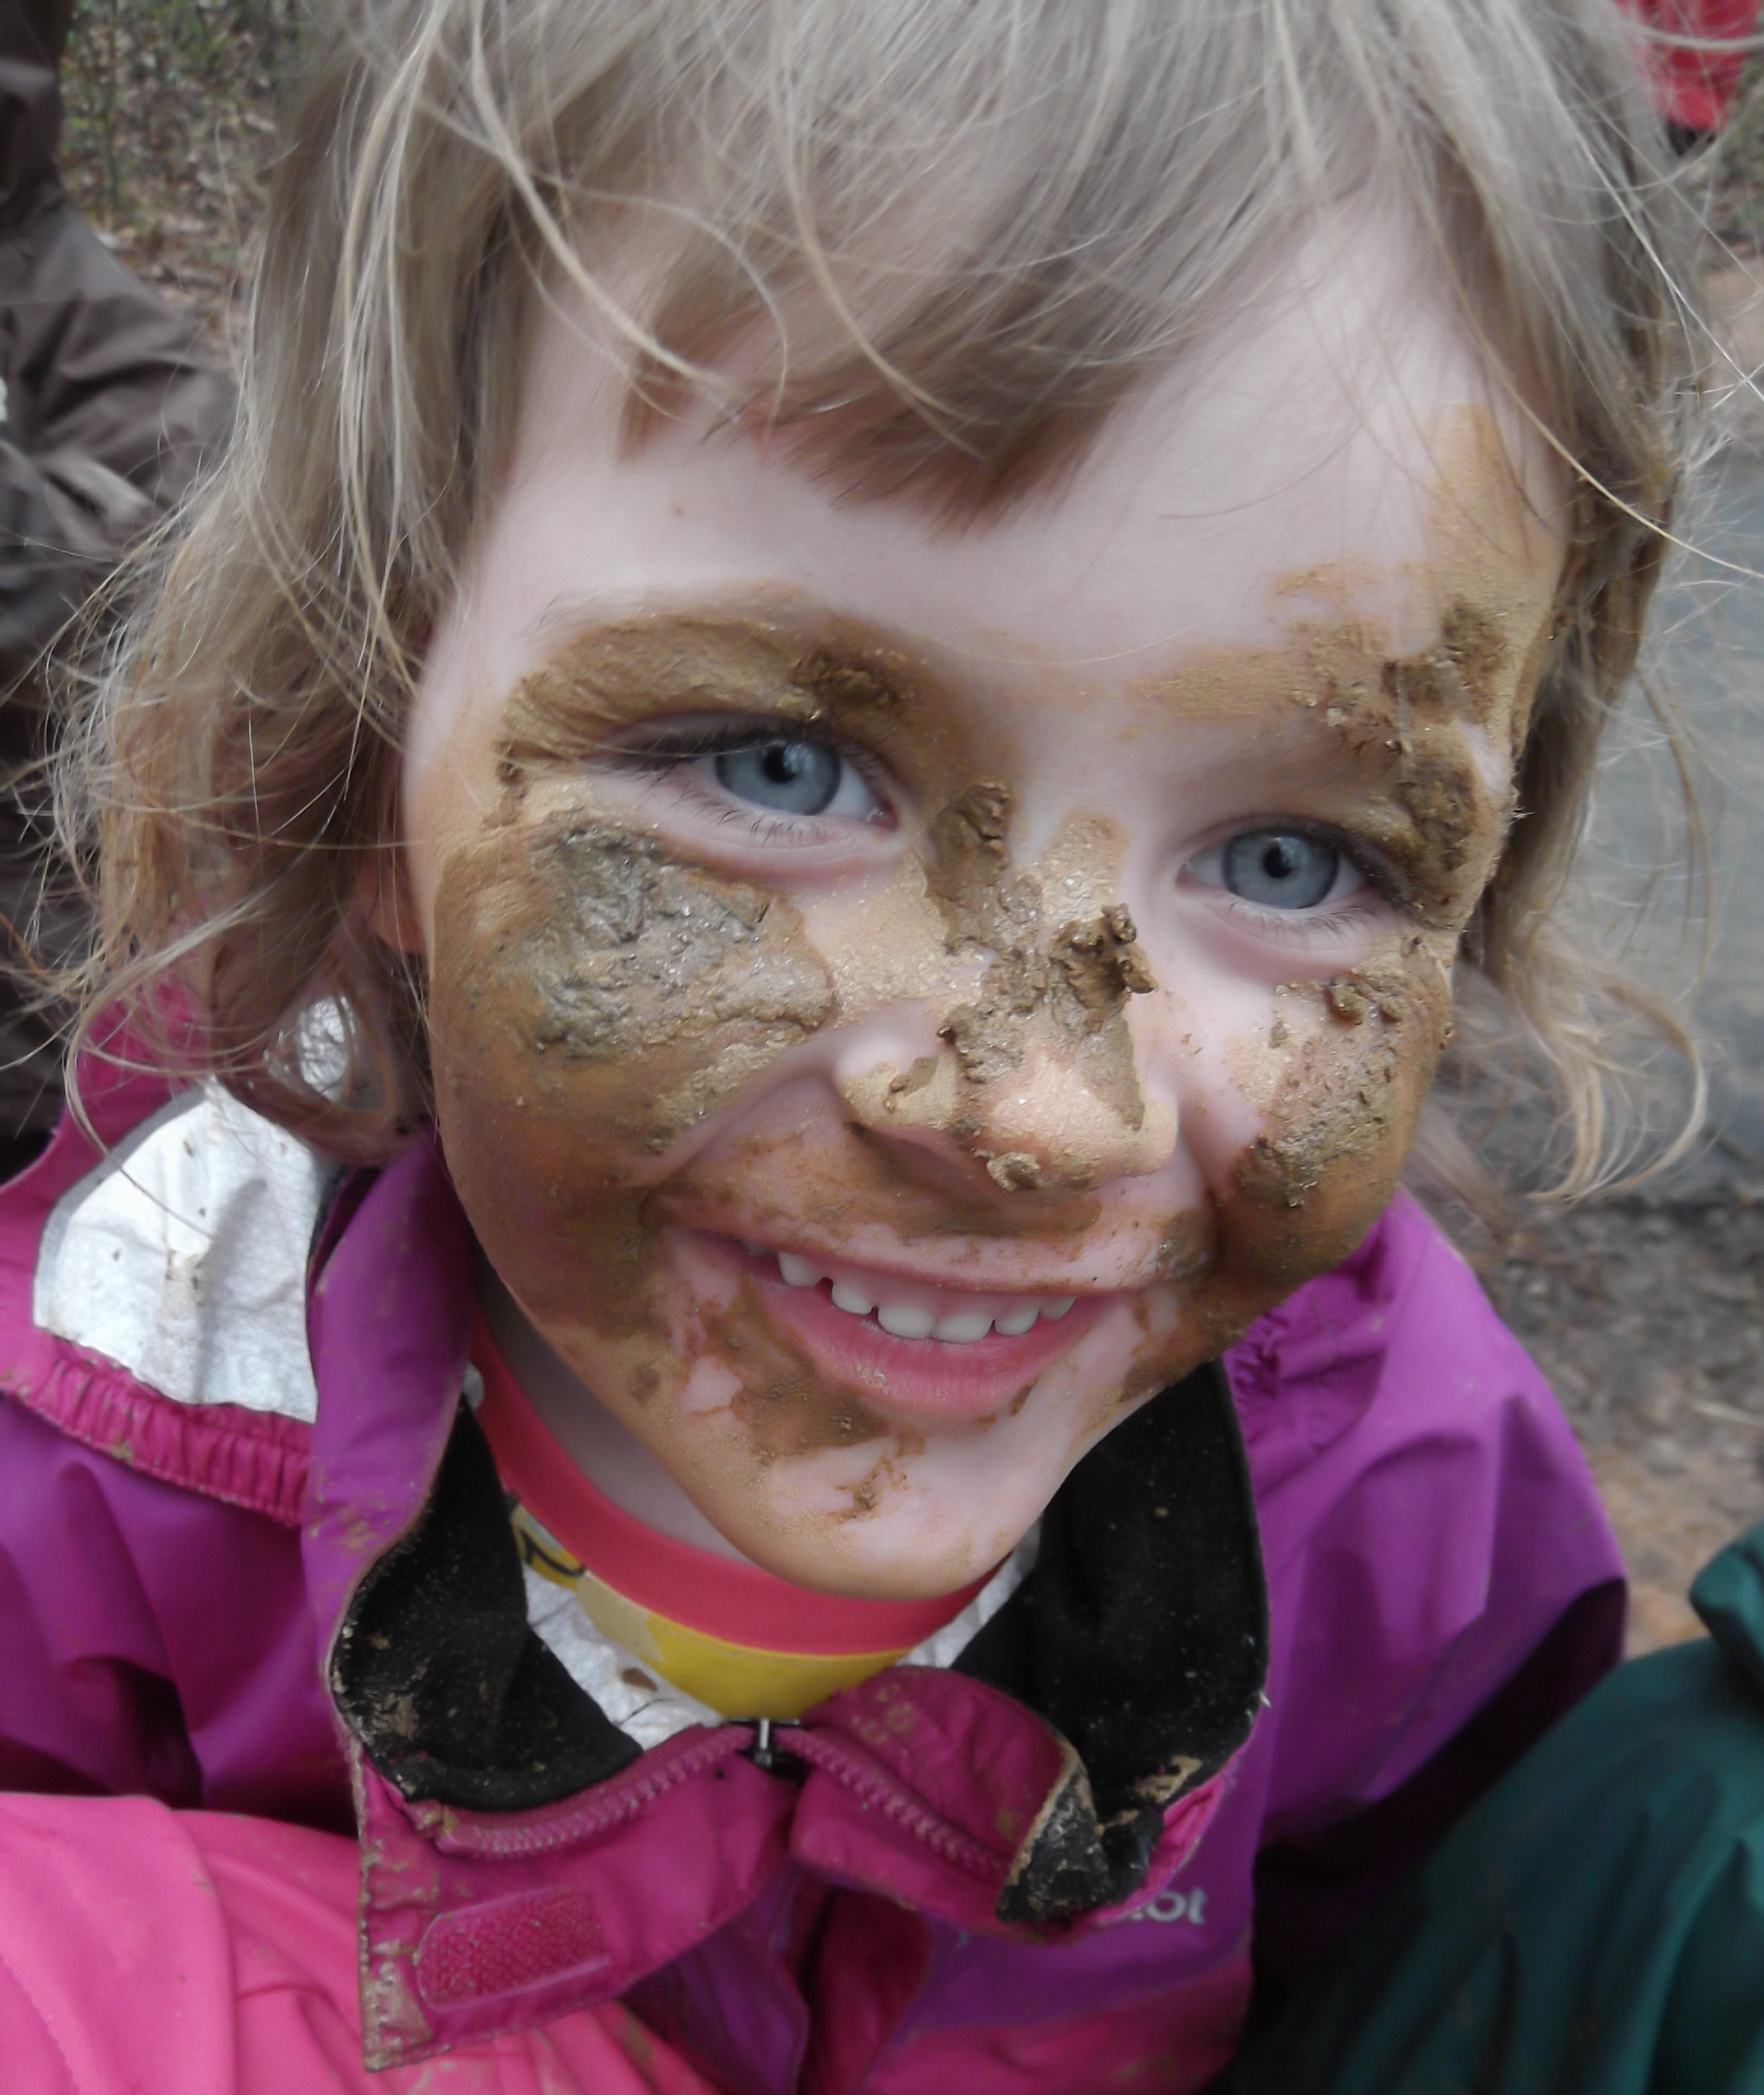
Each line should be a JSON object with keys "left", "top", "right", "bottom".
{"left": 835, "top": 885, "right": 1176, "bottom": 1193}
{"left": 840, "top": 1027, "right": 1178, "bottom": 1194}
{"left": 930, "top": 896, "right": 1172, "bottom": 1192}
{"left": 958, "top": 1042, "right": 1179, "bottom": 1193}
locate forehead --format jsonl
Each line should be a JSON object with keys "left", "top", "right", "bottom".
{"left": 416, "top": 210, "right": 1562, "bottom": 765}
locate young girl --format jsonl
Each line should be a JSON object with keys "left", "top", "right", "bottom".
{"left": 0, "top": 2, "right": 1699, "bottom": 2089}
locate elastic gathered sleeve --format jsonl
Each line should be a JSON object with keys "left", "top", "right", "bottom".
{"left": 0, "top": 1391, "right": 350, "bottom": 1827}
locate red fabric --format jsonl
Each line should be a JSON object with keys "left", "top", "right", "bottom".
{"left": 473, "top": 1309, "right": 988, "bottom": 1653}
{"left": 1620, "top": 0, "right": 1761, "bottom": 132}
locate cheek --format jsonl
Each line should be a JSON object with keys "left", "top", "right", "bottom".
{"left": 804, "top": 853, "right": 951, "bottom": 1016}
{"left": 426, "top": 806, "right": 837, "bottom": 1333}
{"left": 1217, "top": 928, "right": 1455, "bottom": 1282}
{"left": 1065, "top": 935, "right": 1453, "bottom": 1424}
{"left": 431, "top": 806, "right": 835, "bottom": 1145}
{"left": 989, "top": 939, "right": 1455, "bottom": 1452}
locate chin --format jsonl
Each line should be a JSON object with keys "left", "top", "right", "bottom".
{"left": 689, "top": 1435, "right": 1052, "bottom": 1599}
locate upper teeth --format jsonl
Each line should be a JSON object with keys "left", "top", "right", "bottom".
{"left": 773, "top": 1250, "right": 1074, "bottom": 1343}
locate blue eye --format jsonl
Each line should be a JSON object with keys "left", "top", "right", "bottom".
{"left": 712, "top": 737, "right": 848, "bottom": 816}
{"left": 1220, "top": 831, "right": 1346, "bottom": 909}
{"left": 619, "top": 719, "right": 888, "bottom": 828}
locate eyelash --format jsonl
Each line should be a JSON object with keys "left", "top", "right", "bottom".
{"left": 1196, "top": 823, "right": 1403, "bottom": 936}
{"left": 607, "top": 723, "right": 892, "bottom": 843}
{"left": 1218, "top": 888, "right": 1388, "bottom": 947}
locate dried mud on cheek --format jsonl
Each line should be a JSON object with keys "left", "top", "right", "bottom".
{"left": 1234, "top": 606, "right": 1521, "bottom": 1213}
{"left": 427, "top": 816, "right": 837, "bottom": 1341}
{"left": 438, "top": 815, "right": 837, "bottom": 1153}
{"left": 1237, "top": 941, "right": 1455, "bottom": 1216}
{"left": 1318, "top": 602, "right": 1520, "bottom": 928}
{"left": 1232, "top": 604, "right": 1522, "bottom": 1218}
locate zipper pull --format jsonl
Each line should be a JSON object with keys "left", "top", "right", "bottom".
{"left": 744, "top": 1717, "right": 803, "bottom": 1773}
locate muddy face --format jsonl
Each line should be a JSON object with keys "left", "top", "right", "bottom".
{"left": 430, "top": 629, "right": 1164, "bottom": 1518}
{"left": 402, "top": 214, "right": 1566, "bottom": 1597}
{"left": 424, "top": 585, "right": 1516, "bottom": 1593}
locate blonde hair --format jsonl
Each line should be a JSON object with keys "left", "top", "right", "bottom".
{"left": 60, "top": 0, "right": 1706, "bottom": 1194}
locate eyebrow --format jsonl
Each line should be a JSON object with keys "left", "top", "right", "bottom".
{"left": 499, "top": 604, "right": 923, "bottom": 770}
{"left": 525, "top": 593, "right": 910, "bottom": 668}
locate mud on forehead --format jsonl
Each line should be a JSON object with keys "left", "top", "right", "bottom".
{"left": 495, "top": 611, "right": 937, "bottom": 767}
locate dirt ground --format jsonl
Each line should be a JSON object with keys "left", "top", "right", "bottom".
{"left": 1481, "top": 1192, "right": 1764, "bottom": 1650}
{"left": 53, "top": 8, "right": 1764, "bottom": 1654}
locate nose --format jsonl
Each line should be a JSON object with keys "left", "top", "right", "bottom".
{"left": 949, "top": 1041, "right": 1178, "bottom": 1192}
{"left": 836, "top": 927, "right": 1178, "bottom": 1195}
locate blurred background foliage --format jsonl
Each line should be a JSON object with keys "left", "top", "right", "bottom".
{"left": 58, "top": 0, "right": 290, "bottom": 347}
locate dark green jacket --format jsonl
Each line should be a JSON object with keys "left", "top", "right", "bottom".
{"left": 1221, "top": 1521, "right": 1764, "bottom": 2095}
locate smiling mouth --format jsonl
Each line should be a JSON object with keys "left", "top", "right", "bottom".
{"left": 748, "top": 1242, "right": 1077, "bottom": 1343}
{"left": 692, "top": 1233, "right": 1106, "bottom": 1420}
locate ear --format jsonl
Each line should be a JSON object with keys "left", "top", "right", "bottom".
{"left": 357, "top": 845, "right": 425, "bottom": 955}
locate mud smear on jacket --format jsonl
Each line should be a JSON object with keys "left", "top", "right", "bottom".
{"left": 334, "top": 1359, "right": 1267, "bottom": 1942}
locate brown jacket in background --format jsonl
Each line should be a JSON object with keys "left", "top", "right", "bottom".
{"left": 0, "top": 0, "right": 232, "bottom": 1145}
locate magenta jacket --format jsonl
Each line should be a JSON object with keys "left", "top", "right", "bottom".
{"left": 0, "top": 1061, "right": 1625, "bottom": 2094}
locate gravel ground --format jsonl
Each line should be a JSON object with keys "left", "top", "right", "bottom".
{"left": 1484, "top": 1190, "right": 1764, "bottom": 1650}
{"left": 53, "top": 10, "right": 1764, "bottom": 1654}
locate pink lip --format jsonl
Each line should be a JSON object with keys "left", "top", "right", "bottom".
{"left": 698, "top": 1236, "right": 1109, "bottom": 1421}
